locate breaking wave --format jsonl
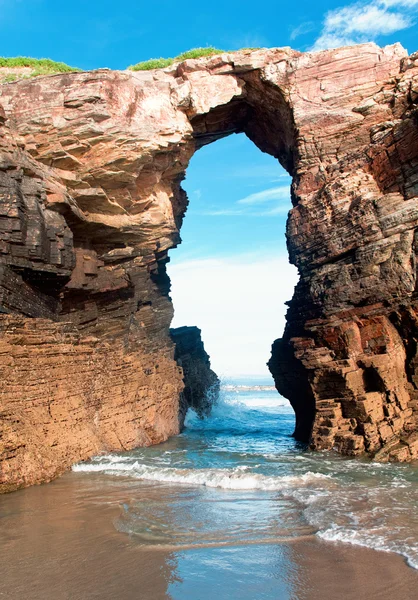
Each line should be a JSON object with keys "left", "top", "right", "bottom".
{"left": 73, "top": 460, "right": 329, "bottom": 490}
{"left": 72, "top": 382, "right": 418, "bottom": 568}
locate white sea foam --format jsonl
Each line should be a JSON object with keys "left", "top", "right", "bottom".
{"left": 72, "top": 386, "right": 418, "bottom": 571}
{"left": 283, "top": 478, "right": 418, "bottom": 571}
{"left": 317, "top": 525, "right": 418, "bottom": 570}
{"left": 222, "top": 385, "right": 276, "bottom": 392}
{"left": 77, "top": 456, "right": 418, "bottom": 568}
{"left": 240, "top": 397, "right": 290, "bottom": 408}
{"left": 72, "top": 461, "right": 330, "bottom": 491}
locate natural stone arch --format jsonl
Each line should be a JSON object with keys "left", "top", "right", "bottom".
{"left": 1, "top": 42, "right": 418, "bottom": 491}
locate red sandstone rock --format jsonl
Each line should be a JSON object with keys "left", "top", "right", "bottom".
{"left": 1, "top": 42, "right": 418, "bottom": 492}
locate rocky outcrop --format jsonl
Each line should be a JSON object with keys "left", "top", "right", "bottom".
{"left": 171, "top": 326, "right": 219, "bottom": 419}
{"left": 267, "top": 46, "right": 418, "bottom": 461}
{"left": 0, "top": 42, "right": 418, "bottom": 492}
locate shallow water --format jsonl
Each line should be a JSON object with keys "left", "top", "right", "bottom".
{"left": 73, "top": 383, "right": 418, "bottom": 569}
{"left": 2, "top": 383, "right": 418, "bottom": 600}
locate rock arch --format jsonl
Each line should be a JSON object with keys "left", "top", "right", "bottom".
{"left": 1, "top": 42, "right": 418, "bottom": 491}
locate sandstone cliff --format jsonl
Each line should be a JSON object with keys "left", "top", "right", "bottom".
{"left": 1, "top": 42, "right": 418, "bottom": 492}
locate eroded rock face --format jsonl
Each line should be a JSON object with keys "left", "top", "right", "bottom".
{"left": 171, "top": 326, "right": 219, "bottom": 419}
{"left": 267, "top": 46, "right": 418, "bottom": 461}
{"left": 0, "top": 42, "right": 418, "bottom": 491}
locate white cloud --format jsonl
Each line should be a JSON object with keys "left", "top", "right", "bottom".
{"left": 168, "top": 253, "right": 298, "bottom": 377}
{"left": 225, "top": 166, "right": 291, "bottom": 180}
{"left": 202, "top": 209, "right": 245, "bottom": 216}
{"left": 237, "top": 185, "right": 291, "bottom": 205}
{"left": 198, "top": 184, "right": 291, "bottom": 217}
{"left": 382, "top": 0, "right": 418, "bottom": 6}
{"left": 290, "top": 22, "right": 316, "bottom": 40}
{"left": 328, "top": 4, "right": 408, "bottom": 34}
{"left": 311, "top": 0, "right": 416, "bottom": 51}
{"left": 258, "top": 205, "right": 291, "bottom": 216}
{"left": 312, "top": 33, "right": 358, "bottom": 51}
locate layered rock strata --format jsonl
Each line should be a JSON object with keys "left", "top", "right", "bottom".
{"left": 171, "top": 326, "right": 219, "bottom": 419}
{"left": 0, "top": 42, "right": 418, "bottom": 492}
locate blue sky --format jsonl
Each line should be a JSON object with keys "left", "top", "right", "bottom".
{"left": 3, "top": 0, "right": 418, "bottom": 376}
{"left": 2, "top": 1, "right": 417, "bottom": 67}
{"left": 173, "top": 136, "right": 291, "bottom": 262}
{"left": 168, "top": 137, "right": 298, "bottom": 378}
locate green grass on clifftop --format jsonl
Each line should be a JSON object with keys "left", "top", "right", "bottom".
{"left": 0, "top": 49, "right": 264, "bottom": 84}
{"left": 128, "top": 47, "right": 226, "bottom": 71}
{"left": 0, "top": 57, "right": 80, "bottom": 83}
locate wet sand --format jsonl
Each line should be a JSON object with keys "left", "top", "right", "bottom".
{"left": 0, "top": 473, "right": 417, "bottom": 600}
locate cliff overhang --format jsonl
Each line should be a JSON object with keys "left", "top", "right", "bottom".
{"left": 1, "top": 42, "right": 418, "bottom": 492}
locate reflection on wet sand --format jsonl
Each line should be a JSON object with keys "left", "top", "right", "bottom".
{"left": 0, "top": 475, "right": 174, "bottom": 600}
{"left": 1, "top": 472, "right": 418, "bottom": 600}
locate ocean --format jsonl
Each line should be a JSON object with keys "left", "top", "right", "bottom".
{"left": 1, "top": 381, "right": 418, "bottom": 599}
{"left": 74, "top": 380, "right": 418, "bottom": 568}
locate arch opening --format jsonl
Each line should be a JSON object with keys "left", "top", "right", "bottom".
{"left": 167, "top": 128, "right": 301, "bottom": 433}
{"left": 167, "top": 79, "right": 315, "bottom": 438}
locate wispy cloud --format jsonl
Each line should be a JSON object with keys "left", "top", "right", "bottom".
{"left": 257, "top": 205, "right": 291, "bottom": 216}
{"left": 199, "top": 184, "right": 291, "bottom": 218}
{"left": 382, "top": 0, "right": 418, "bottom": 6}
{"left": 290, "top": 22, "right": 316, "bottom": 41}
{"left": 202, "top": 209, "right": 245, "bottom": 216}
{"left": 237, "top": 185, "right": 291, "bottom": 206}
{"left": 311, "top": 0, "right": 417, "bottom": 51}
{"left": 228, "top": 166, "right": 291, "bottom": 180}
{"left": 203, "top": 165, "right": 291, "bottom": 182}
{"left": 202, "top": 205, "right": 290, "bottom": 217}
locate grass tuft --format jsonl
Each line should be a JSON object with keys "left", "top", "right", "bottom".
{"left": 128, "top": 46, "right": 225, "bottom": 71}
{"left": 0, "top": 48, "right": 265, "bottom": 84}
{"left": 129, "top": 57, "right": 174, "bottom": 71}
{"left": 175, "top": 47, "right": 225, "bottom": 61}
{"left": 0, "top": 57, "right": 80, "bottom": 84}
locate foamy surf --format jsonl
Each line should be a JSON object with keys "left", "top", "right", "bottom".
{"left": 317, "top": 526, "right": 418, "bottom": 570}
{"left": 72, "top": 382, "right": 418, "bottom": 571}
{"left": 72, "top": 461, "right": 330, "bottom": 491}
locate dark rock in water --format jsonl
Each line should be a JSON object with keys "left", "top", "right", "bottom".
{"left": 1, "top": 42, "right": 418, "bottom": 493}
{"left": 171, "top": 326, "right": 219, "bottom": 421}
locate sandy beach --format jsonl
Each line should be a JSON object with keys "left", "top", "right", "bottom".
{"left": 1, "top": 472, "right": 417, "bottom": 600}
